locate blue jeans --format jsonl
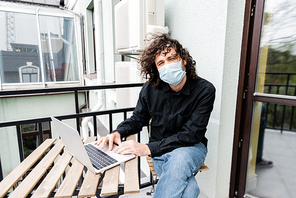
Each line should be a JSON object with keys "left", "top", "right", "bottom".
{"left": 152, "top": 143, "right": 207, "bottom": 198}
{"left": 257, "top": 103, "right": 266, "bottom": 160}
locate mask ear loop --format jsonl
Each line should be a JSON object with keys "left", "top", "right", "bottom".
{"left": 183, "top": 60, "right": 187, "bottom": 72}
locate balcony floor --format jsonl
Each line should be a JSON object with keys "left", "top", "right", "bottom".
{"left": 119, "top": 187, "right": 208, "bottom": 198}
{"left": 247, "top": 129, "right": 296, "bottom": 198}
{"left": 120, "top": 129, "right": 296, "bottom": 198}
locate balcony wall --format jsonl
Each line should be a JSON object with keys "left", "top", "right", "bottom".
{"left": 0, "top": 93, "right": 85, "bottom": 177}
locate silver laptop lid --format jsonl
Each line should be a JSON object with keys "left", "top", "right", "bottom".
{"left": 51, "top": 116, "right": 135, "bottom": 174}
{"left": 51, "top": 116, "right": 96, "bottom": 173}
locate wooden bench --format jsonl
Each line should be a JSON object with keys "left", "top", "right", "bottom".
{"left": 0, "top": 135, "right": 139, "bottom": 198}
{"left": 146, "top": 157, "right": 209, "bottom": 176}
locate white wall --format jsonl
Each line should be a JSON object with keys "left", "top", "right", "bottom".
{"left": 73, "top": 0, "right": 120, "bottom": 84}
{"left": 165, "top": 0, "right": 245, "bottom": 197}
{"left": 102, "top": 0, "right": 121, "bottom": 84}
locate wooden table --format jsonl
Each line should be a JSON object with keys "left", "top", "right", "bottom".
{"left": 0, "top": 135, "right": 139, "bottom": 198}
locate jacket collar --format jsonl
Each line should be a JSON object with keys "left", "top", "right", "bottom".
{"left": 162, "top": 78, "right": 191, "bottom": 95}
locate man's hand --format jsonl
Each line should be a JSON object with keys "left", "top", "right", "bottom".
{"left": 114, "top": 140, "right": 151, "bottom": 156}
{"left": 95, "top": 131, "right": 122, "bottom": 151}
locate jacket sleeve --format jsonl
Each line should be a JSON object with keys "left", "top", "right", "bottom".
{"left": 115, "top": 83, "right": 151, "bottom": 138}
{"left": 147, "top": 83, "right": 216, "bottom": 157}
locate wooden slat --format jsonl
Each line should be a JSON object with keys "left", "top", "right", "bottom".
{"left": 55, "top": 136, "right": 95, "bottom": 198}
{"left": 54, "top": 159, "right": 84, "bottom": 198}
{"left": 146, "top": 156, "right": 157, "bottom": 177}
{"left": 78, "top": 171, "right": 100, "bottom": 198}
{"left": 0, "top": 139, "right": 56, "bottom": 197}
{"left": 124, "top": 158, "right": 139, "bottom": 194}
{"left": 124, "top": 135, "right": 139, "bottom": 194}
{"left": 100, "top": 165, "right": 120, "bottom": 196}
{"left": 31, "top": 152, "right": 73, "bottom": 198}
{"left": 9, "top": 140, "right": 64, "bottom": 198}
{"left": 146, "top": 157, "right": 209, "bottom": 176}
{"left": 199, "top": 164, "right": 209, "bottom": 172}
{"left": 84, "top": 136, "right": 97, "bottom": 144}
{"left": 77, "top": 136, "right": 100, "bottom": 198}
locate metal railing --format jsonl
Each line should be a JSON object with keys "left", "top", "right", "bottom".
{"left": 0, "top": 83, "right": 156, "bottom": 193}
{"left": 264, "top": 72, "right": 296, "bottom": 132}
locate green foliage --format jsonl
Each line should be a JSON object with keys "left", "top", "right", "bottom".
{"left": 266, "top": 103, "right": 296, "bottom": 130}
{"left": 21, "top": 124, "right": 37, "bottom": 158}
{"left": 264, "top": 46, "right": 296, "bottom": 95}
{"left": 264, "top": 46, "right": 296, "bottom": 131}
{"left": 23, "top": 136, "right": 36, "bottom": 158}
{"left": 265, "top": 45, "right": 296, "bottom": 74}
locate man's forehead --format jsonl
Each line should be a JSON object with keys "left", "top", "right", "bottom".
{"left": 157, "top": 47, "right": 177, "bottom": 57}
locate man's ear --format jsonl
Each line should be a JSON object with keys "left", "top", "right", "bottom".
{"left": 182, "top": 60, "right": 187, "bottom": 71}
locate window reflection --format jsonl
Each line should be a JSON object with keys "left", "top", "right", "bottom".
{"left": 256, "top": 0, "right": 296, "bottom": 97}
{"left": 0, "top": 12, "right": 40, "bottom": 84}
{"left": 249, "top": 1, "right": 296, "bottom": 197}
{"left": 246, "top": 102, "right": 296, "bottom": 198}
{"left": 0, "top": 11, "right": 79, "bottom": 85}
{"left": 39, "top": 16, "right": 79, "bottom": 82}
{"left": 19, "top": 63, "right": 40, "bottom": 83}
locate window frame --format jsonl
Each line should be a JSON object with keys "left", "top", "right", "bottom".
{"left": 0, "top": 2, "right": 83, "bottom": 90}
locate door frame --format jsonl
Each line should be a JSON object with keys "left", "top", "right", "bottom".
{"left": 230, "top": 0, "right": 296, "bottom": 197}
{"left": 229, "top": 0, "right": 265, "bottom": 197}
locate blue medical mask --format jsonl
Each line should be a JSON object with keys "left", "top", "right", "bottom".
{"left": 158, "top": 61, "right": 186, "bottom": 85}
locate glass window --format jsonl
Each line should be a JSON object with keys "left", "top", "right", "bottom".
{"left": 39, "top": 15, "right": 79, "bottom": 82}
{"left": 0, "top": 10, "right": 79, "bottom": 85}
{"left": 246, "top": 2, "right": 296, "bottom": 197}
{"left": 256, "top": 0, "right": 296, "bottom": 97}
{"left": 246, "top": 101, "right": 296, "bottom": 197}
{"left": 19, "top": 64, "right": 40, "bottom": 83}
{"left": 0, "top": 11, "right": 40, "bottom": 84}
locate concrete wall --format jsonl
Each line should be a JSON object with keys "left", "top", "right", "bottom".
{"left": 165, "top": 0, "right": 245, "bottom": 197}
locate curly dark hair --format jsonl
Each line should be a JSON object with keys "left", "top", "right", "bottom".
{"left": 138, "top": 33, "right": 198, "bottom": 88}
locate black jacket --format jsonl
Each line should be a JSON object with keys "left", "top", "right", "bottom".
{"left": 116, "top": 77, "right": 216, "bottom": 157}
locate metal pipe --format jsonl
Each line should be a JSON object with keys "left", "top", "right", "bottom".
{"left": 36, "top": 8, "right": 46, "bottom": 87}
{"left": 0, "top": 156, "right": 3, "bottom": 182}
{"left": 124, "top": 111, "right": 127, "bottom": 120}
{"left": 75, "top": 90, "right": 80, "bottom": 133}
{"left": 94, "top": 0, "right": 105, "bottom": 85}
{"left": 0, "top": 83, "right": 144, "bottom": 96}
{"left": 59, "top": 7, "right": 86, "bottom": 77}
{"left": 0, "top": 111, "right": 135, "bottom": 136}
{"left": 38, "top": 122, "right": 44, "bottom": 144}
{"left": 0, "top": 107, "right": 136, "bottom": 128}
{"left": 93, "top": 115, "right": 97, "bottom": 136}
{"left": 138, "top": 132, "right": 141, "bottom": 188}
{"left": 80, "top": 0, "right": 105, "bottom": 139}
{"left": 47, "top": 31, "right": 56, "bottom": 81}
{"left": 109, "top": 113, "right": 113, "bottom": 132}
{"left": 16, "top": 125, "right": 24, "bottom": 162}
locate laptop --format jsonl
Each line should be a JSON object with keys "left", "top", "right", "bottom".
{"left": 51, "top": 116, "right": 135, "bottom": 174}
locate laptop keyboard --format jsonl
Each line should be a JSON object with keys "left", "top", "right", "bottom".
{"left": 85, "top": 144, "right": 118, "bottom": 170}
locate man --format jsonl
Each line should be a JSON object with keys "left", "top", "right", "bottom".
{"left": 96, "top": 33, "right": 215, "bottom": 197}
{"left": 256, "top": 103, "right": 273, "bottom": 167}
